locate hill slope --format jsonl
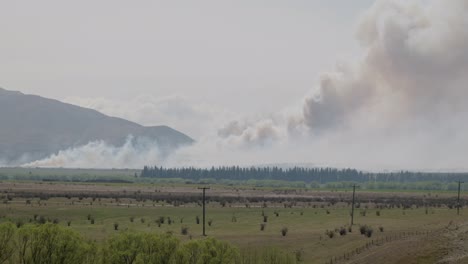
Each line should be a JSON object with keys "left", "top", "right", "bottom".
{"left": 0, "top": 88, "right": 194, "bottom": 165}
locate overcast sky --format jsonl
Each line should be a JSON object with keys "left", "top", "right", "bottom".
{"left": 1, "top": 0, "right": 374, "bottom": 115}
{"left": 4, "top": 0, "right": 468, "bottom": 170}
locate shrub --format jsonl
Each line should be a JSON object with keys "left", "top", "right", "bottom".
{"left": 130, "top": 216, "right": 135, "bottom": 223}
{"left": 181, "top": 226, "right": 189, "bottom": 235}
{"left": 263, "top": 215, "right": 268, "bottom": 223}
{"left": 359, "top": 225, "right": 367, "bottom": 235}
{"left": 379, "top": 226, "right": 384, "bottom": 232}
{"left": 196, "top": 216, "right": 200, "bottom": 224}
{"left": 141, "top": 218, "right": 145, "bottom": 224}
{"left": 67, "top": 220, "right": 71, "bottom": 227}
{"left": 208, "top": 219, "right": 213, "bottom": 226}
{"left": 0, "top": 222, "right": 15, "bottom": 263}
{"left": 260, "top": 223, "right": 266, "bottom": 231}
{"left": 326, "top": 230, "right": 335, "bottom": 238}
{"left": 339, "top": 227, "right": 347, "bottom": 236}
{"left": 114, "top": 223, "right": 119, "bottom": 231}
{"left": 16, "top": 219, "right": 24, "bottom": 228}
{"left": 376, "top": 210, "right": 381, "bottom": 216}
{"left": 366, "top": 227, "right": 373, "bottom": 237}
{"left": 281, "top": 227, "right": 288, "bottom": 237}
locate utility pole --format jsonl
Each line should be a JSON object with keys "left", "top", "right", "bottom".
{"left": 198, "top": 187, "right": 210, "bottom": 236}
{"left": 351, "top": 184, "right": 359, "bottom": 226}
{"left": 457, "top": 181, "right": 463, "bottom": 215}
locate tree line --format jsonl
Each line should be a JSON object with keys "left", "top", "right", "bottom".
{"left": 141, "top": 166, "right": 468, "bottom": 183}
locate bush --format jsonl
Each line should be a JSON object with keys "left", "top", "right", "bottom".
{"left": 176, "top": 238, "right": 238, "bottom": 264}
{"left": 339, "top": 227, "right": 347, "bottom": 236}
{"left": 376, "top": 210, "right": 381, "bottom": 216}
{"left": 130, "top": 216, "right": 135, "bottom": 223}
{"left": 181, "top": 226, "right": 189, "bottom": 235}
{"left": 359, "top": 225, "right": 373, "bottom": 237}
{"left": 114, "top": 222, "right": 119, "bottom": 231}
{"left": 263, "top": 215, "right": 268, "bottom": 223}
{"left": 326, "top": 230, "right": 335, "bottom": 238}
{"left": 208, "top": 219, "right": 213, "bottom": 226}
{"left": 196, "top": 216, "right": 200, "bottom": 224}
{"left": 0, "top": 223, "right": 15, "bottom": 263}
{"left": 379, "top": 226, "right": 384, "bottom": 232}
{"left": 260, "top": 223, "right": 266, "bottom": 231}
{"left": 359, "top": 225, "right": 367, "bottom": 235}
{"left": 281, "top": 227, "right": 288, "bottom": 237}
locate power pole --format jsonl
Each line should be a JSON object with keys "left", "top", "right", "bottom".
{"left": 351, "top": 184, "right": 359, "bottom": 226}
{"left": 198, "top": 187, "right": 210, "bottom": 236}
{"left": 457, "top": 181, "right": 463, "bottom": 215}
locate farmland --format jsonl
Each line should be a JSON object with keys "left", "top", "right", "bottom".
{"left": 1, "top": 170, "right": 467, "bottom": 263}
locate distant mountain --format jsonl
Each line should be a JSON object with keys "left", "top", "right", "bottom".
{"left": 0, "top": 87, "right": 194, "bottom": 165}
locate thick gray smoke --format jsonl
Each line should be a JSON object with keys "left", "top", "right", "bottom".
{"left": 296, "top": 0, "right": 468, "bottom": 133}
{"left": 24, "top": 0, "right": 468, "bottom": 170}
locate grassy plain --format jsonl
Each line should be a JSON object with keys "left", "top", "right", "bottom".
{"left": 1, "top": 179, "right": 465, "bottom": 263}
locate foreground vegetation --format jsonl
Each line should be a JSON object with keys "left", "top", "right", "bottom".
{"left": 0, "top": 222, "right": 298, "bottom": 264}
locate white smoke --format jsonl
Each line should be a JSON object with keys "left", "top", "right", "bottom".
{"left": 24, "top": 136, "right": 164, "bottom": 169}
{"left": 24, "top": 0, "right": 468, "bottom": 170}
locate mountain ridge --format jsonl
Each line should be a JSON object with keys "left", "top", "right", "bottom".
{"left": 0, "top": 87, "right": 194, "bottom": 165}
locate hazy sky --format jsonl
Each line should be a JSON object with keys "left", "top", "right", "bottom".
{"left": 4, "top": 0, "right": 468, "bottom": 170}
{"left": 1, "top": 0, "right": 374, "bottom": 115}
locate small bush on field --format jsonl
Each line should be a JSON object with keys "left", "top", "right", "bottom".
{"left": 379, "top": 226, "right": 384, "bottom": 232}
{"left": 360, "top": 225, "right": 367, "bottom": 235}
{"left": 140, "top": 218, "right": 145, "bottom": 224}
{"left": 130, "top": 216, "right": 134, "bottom": 223}
{"left": 196, "top": 216, "right": 200, "bottom": 224}
{"left": 376, "top": 210, "right": 381, "bottom": 216}
{"left": 208, "top": 219, "right": 213, "bottom": 226}
{"left": 263, "top": 215, "right": 268, "bottom": 223}
{"left": 281, "top": 227, "right": 288, "bottom": 237}
{"left": 113, "top": 222, "right": 119, "bottom": 230}
{"left": 339, "top": 227, "right": 347, "bottom": 236}
{"left": 181, "top": 226, "right": 189, "bottom": 235}
{"left": 231, "top": 215, "right": 237, "bottom": 222}
{"left": 67, "top": 220, "right": 71, "bottom": 226}
{"left": 359, "top": 225, "right": 373, "bottom": 237}
{"left": 260, "top": 223, "right": 266, "bottom": 231}
{"left": 326, "top": 230, "right": 335, "bottom": 238}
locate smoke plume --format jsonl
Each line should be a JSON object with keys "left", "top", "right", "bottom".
{"left": 24, "top": 0, "right": 468, "bottom": 170}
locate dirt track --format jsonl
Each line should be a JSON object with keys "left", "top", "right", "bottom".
{"left": 343, "top": 221, "right": 468, "bottom": 264}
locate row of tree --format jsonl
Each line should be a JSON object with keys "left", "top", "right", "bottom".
{"left": 0, "top": 222, "right": 297, "bottom": 264}
{"left": 141, "top": 166, "right": 468, "bottom": 183}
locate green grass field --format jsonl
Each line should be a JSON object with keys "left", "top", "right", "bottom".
{"left": 0, "top": 194, "right": 462, "bottom": 263}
